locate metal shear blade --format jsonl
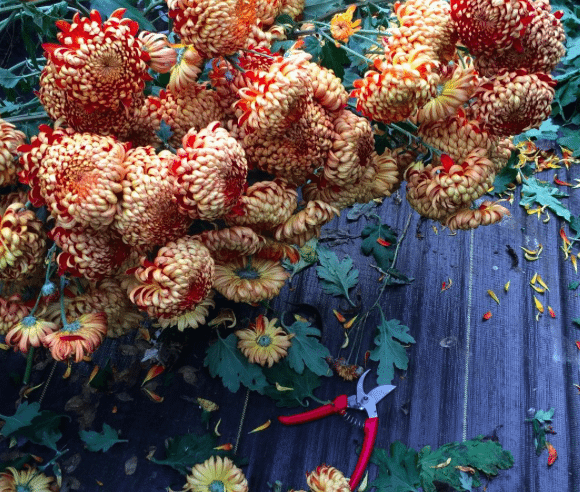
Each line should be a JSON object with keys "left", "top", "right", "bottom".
{"left": 348, "top": 369, "right": 396, "bottom": 418}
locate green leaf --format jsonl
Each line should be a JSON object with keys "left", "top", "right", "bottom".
{"left": 150, "top": 432, "right": 236, "bottom": 475}
{"left": 264, "top": 361, "right": 323, "bottom": 407}
{"left": 282, "top": 238, "right": 317, "bottom": 278}
{"left": 370, "top": 441, "right": 421, "bottom": 492}
{"left": 557, "top": 133, "right": 580, "bottom": 156}
{"left": 282, "top": 319, "right": 331, "bottom": 376}
{"left": 79, "top": 423, "right": 128, "bottom": 452}
{"left": 303, "top": 0, "right": 344, "bottom": 20}
{"left": 490, "top": 151, "right": 520, "bottom": 194}
{"left": 520, "top": 178, "right": 571, "bottom": 222}
{"left": 0, "top": 454, "right": 35, "bottom": 474}
{"left": 369, "top": 310, "right": 415, "bottom": 385}
{"left": 418, "top": 436, "right": 514, "bottom": 492}
{"left": 89, "top": 0, "right": 155, "bottom": 30}
{"left": 302, "top": 36, "right": 323, "bottom": 63}
{"left": 459, "top": 471, "right": 473, "bottom": 491}
{"left": 568, "top": 281, "right": 580, "bottom": 290}
{"left": 0, "top": 68, "right": 20, "bottom": 89}
{"left": 204, "top": 334, "right": 268, "bottom": 394}
{"left": 0, "top": 402, "right": 41, "bottom": 437}
{"left": 156, "top": 120, "right": 174, "bottom": 147}
{"left": 533, "top": 407, "right": 555, "bottom": 423}
{"left": 573, "top": 317, "right": 580, "bottom": 327}
{"left": 316, "top": 246, "right": 358, "bottom": 305}
{"left": 320, "top": 40, "right": 350, "bottom": 80}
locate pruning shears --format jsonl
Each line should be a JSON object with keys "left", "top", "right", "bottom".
{"left": 278, "top": 369, "right": 395, "bottom": 490}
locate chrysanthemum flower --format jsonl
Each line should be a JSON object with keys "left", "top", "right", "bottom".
{"left": 330, "top": 5, "right": 361, "bottom": 45}
{"left": 226, "top": 179, "right": 298, "bottom": 231}
{"left": 172, "top": 122, "right": 248, "bottom": 220}
{"left": 167, "top": 46, "right": 204, "bottom": 93}
{"left": 324, "top": 109, "right": 374, "bottom": 186}
{"left": 50, "top": 225, "right": 131, "bottom": 281}
{"left": 113, "top": 146, "right": 191, "bottom": 252}
{"left": 128, "top": 236, "right": 215, "bottom": 320}
{"left": 5, "top": 316, "right": 58, "bottom": 354}
{"left": 307, "top": 63, "right": 349, "bottom": 116}
{"left": 213, "top": 256, "right": 289, "bottom": 304}
{"left": 236, "top": 314, "right": 293, "bottom": 367}
{"left": 450, "top": 0, "right": 535, "bottom": 56}
{"left": 196, "top": 226, "right": 267, "bottom": 262}
{"left": 0, "top": 202, "right": 46, "bottom": 281}
{"left": 0, "top": 467, "right": 54, "bottom": 492}
{"left": 138, "top": 31, "right": 177, "bottom": 74}
{"left": 413, "top": 59, "right": 478, "bottom": 124}
{"left": 351, "top": 45, "right": 440, "bottom": 124}
{"left": 307, "top": 464, "right": 351, "bottom": 492}
{"left": 467, "top": 69, "right": 556, "bottom": 138}
{"left": 369, "top": 148, "right": 401, "bottom": 198}
{"left": 183, "top": 456, "right": 248, "bottom": 492}
{"left": 280, "top": 0, "right": 305, "bottom": 18}
{"left": 443, "top": 200, "right": 511, "bottom": 231}
{"left": 40, "top": 9, "right": 151, "bottom": 114}
{"left": 168, "top": 0, "right": 258, "bottom": 58}
{"left": 254, "top": 237, "right": 300, "bottom": 263}
{"left": 0, "top": 295, "right": 29, "bottom": 336}
{"left": 43, "top": 312, "right": 108, "bottom": 363}
{"left": 274, "top": 200, "right": 339, "bottom": 247}
{"left": 156, "top": 291, "right": 215, "bottom": 331}
{"left": 0, "top": 118, "right": 25, "bottom": 187}
{"left": 302, "top": 174, "right": 371, "bottom": 211}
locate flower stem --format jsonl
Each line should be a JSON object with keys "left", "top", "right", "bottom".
{"left": 59, "top": 275, "right": 68, "bottom": 326}
{"left": 143, "top": 0, "right": 165, "bottom": 15}
{"left": 23, "top": 347, "right": 35, "bottom": 386}
{"left": 316, "top": 29, "right": 374, "bottom": 65}
{"left": 3, "top": 111, "right": 49, "bottom": 124}
{"left": 0, "top": 0, "right": 53, "bottom": 14}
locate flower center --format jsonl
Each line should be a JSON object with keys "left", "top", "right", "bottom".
{"left": 236, "top": 268, "right": 259, "bottom": 280}
{"left": 22, "top": 316, "right": 37, "bottom": 327}
{"left": 257, "top": 335, "right": 272, "bottom": 347}
{"left": 208, "top": 480, "right": 225, "bottom": 492}
{"left": 16, "top": 485, "right": 31, "bottom": 492}
{"left": 64, "top": 320, "right": 81, "bottom": 333}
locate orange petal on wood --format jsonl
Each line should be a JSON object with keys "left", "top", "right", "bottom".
{"left": 547, "top": 442, "right": 558, "bottom": 466}
{"left": 142, "top": 387, "right": 164, "bottom": 403}
{"left": 214, "top": 443, "right": 233, "bottom": 451}
{"left": 249, "top": 420, "right": 271, "bottom": 434}
{"left": 142, "top": 364, "right": 165, "bottom": 386}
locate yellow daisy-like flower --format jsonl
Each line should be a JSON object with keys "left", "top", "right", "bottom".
{"left": 330, "top": 5, "right": 361, "bottom": 45}
{"left": 213, "top": 256, "right": 289, "bottom": 304}
{"left": 156, "top": 291, "right": 216, "bottom": 331}
{"left": 0, "top": 467, "right": 54, "bottom": 492}
{"left": 307, "top": 464, "right": 351, "bottom": 492}
{"left": 236, "top": 315, "right": 293, "bottom": 367}
{"left": 5, "top": 316, "right": 58, "bottom": 354}
{"left": 183, "top": 456, "right": 248, "bottom": 492}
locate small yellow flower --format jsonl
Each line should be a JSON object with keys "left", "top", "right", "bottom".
{"left": 0, "top": 466, "right": 53, "bottom": 492}
{"left": 183, "top": 456, "right": 248, "bottom": 492}
{"left": 235, "top": 315, "right": 293, "bottom": 367}
{"left": 5, "top": 316, "right": 58, "bottom": 354}
{"left": 330, "top": 5, "right": 361, "bottom": 45}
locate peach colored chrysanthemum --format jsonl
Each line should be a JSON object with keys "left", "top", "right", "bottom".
{"left": 307, "top": 63, "right": 349, "bottom": 116}
{"left": 0, "top": 295, "right": 29, "bottom": 336}
{"left": 183, "top": 456, "right": 248, "bottom": 492}
{"left": 280, "top": 0, "right": 305, "bottom": 18}
{"left": 0, "top": 118, "right": 25, "bottom": 187}
{"left": 138, "top": 31, "right": 177, "bottom": 74}
{"left": 369, "top": 148, "right": 401, "bottom": 198}
{"left": 236, "top": 314, "right": 293, "bottom": 367}
{"left": 330, "top": 5, "right": 361, "bottom": 44}
{"left": 49, "top": 226, "right": 131, "bottom": 282}
{"left": 43, "top": 312, "right": 108, "bottom": 363}
{"left": 443, "top": 200, "right": 511, "bottom": 231}
{"left": 307, "top": 464, "right": 350, "bottom": 492}
{"left": 172, "top": 122, "right": 248, "bottom": 220}
{"left": 467, "top": 69, "right": 556, "bottom": 138}
{"left": 413, "top": 59, "right": 478, "bottom": 124}
{"left": 351, "top": 45, "right": 440, "bottom": 124}
{"left": 450, "top": 0, "right": 535, "bottom": 57}
{"left": 213, "top": 256, "right": 289, "bottom": 304}
{"left": 168, "top": 0, "right": 258, "bottom": 58}
{"left": 156, "top": 291, "right": 215, "bottom": 331}
{"left": 302, "top": 175, "right": 370, "bottom": 211}
{"left": 195, "top": 226, "right": 267, "bottom": 262}
{"left": 5, "top": 316, "right": 58, "bottom": 354}
{"left": 274, "top": 200, "right": 339, "bottom": 247}
{"left": 254, "top": 237, "right": 300, "bottom": 263}
{"left": 38, "top": 132, "right": 129, "bottom": 229}
{"left": 0, "top": 467, "right": 54, "bottom": 492}
{"left": 113, "top": 146, "right": 190, "bottom": 251}
{"left": 0, "top": 202, "right": 46, "bottom": 281}
{"left": 226, "top": 179, "right": 298, "bottom": 231}
{"left": 168, "top": 46, "right": 204, "bottom": 93}
{"left": 128, "top": 236, "right": 214, "bottom": 320}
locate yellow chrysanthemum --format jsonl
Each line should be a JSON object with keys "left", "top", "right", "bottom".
{"left": 183, "top": 456, "right": 248, "bottom": 492}
{"left": 5, "top": 316, "right": 58, "bottom": 354}
{"left": 213, "top": 256, "right": 289, "bottom": 304}
{"left": 156, "top": 291, "right": 215, "bottom": 331}
{"left": 330, "top": 5, "right": 361, "bottom": 44}
{"left": 236, "top": 314, "right": 293, "bottom": 367}
{"left": 0, "top": 467, "right": 54, "bottom": 492}
{"left": 307, "top": 464, "right": 351, "bottom": 492}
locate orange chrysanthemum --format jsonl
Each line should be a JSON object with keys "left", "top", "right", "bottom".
{"left": 138, "top": 31, "right": 177, "bottom": 74}
{"left": 274, "top": 200, "right": 339, "bottom": 247}
{"left": 467, "top": 69, "right": 556, "bottom": 138}
{"left": 0, "top": 202, "right": 46, "bottom": 281}
{"left": 0, "top": 295, "right": 29, "bottom": 336}
{"left": 196, "top": 226, "right": 267, "bottom": 262}
{"left": 128, "top": 236, "right": 215, "bottom": 320}
{"left": 330, "top": 6, "right": 361, "bottom": 44}
{"left": 5, "top": 316, "right": 58, "bottom": 354}
{"left": 443, "top": 200, "right": 511, "bottom": 231}
{"left": 168, "top": 0, "right": 258, "bottom": 57}
{"left": 307, "top": 464, "right": 350, "bottom": 492}
{"left": 113, "top": 146, "right": 191, "bottom": 251}
{"left": 172, "top": 122, "right": 248, "bottom": 220}
{"left": 369, "top": 148, "right": 401, "bottom": 198}
{"left": 213, "top": 256, "right": 289, "bottom": 303}
{"left": 236, "top": 314, "right": 293, "bottom": 367}
{"left": 43, "top": 312, "right": 108, "bottom": 363}
{"left": 307, "top": 63, "right": 349, "bottom": 116}
{"left": 168, "top": 46, "right": 204, "bottom": 93}
{"left": 0, "top": 118, "right": 25, "bottom": 187}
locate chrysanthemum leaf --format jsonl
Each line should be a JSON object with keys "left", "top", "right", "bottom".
{"left": 264, "top": 361, "right": 322, "bottom": 407}
{"left": 79, "top": 423, "right": 128, "bottom": 453}
{"left": 316, "top": 246, "right": 359, "bottom": 305}
{"left": 520, "top": 177, "right": 571, "bottom": 222}
{"left": 204, "top": 334, "right": 268, "bottom": 394}
{"left": 283, "top": 319, "right": 331, "bottom": 376}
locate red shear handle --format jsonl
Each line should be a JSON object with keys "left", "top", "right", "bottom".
{"left": 278, "top": 394, "right": 349, "bottom": 425}
{"left": 349, "top": 417, "right": 379, "bottom": 490}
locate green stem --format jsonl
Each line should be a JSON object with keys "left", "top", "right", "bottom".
{"left": 0, "top": 11, "right": 17, "bottom": 36}
{"left": 67, "top": 0, "right": 91, "bottom": 17}
{"left": 143, "top": 0, "right": 165, "bottom": 15}
{"left": 3, "top": 111, "right": 49, "bottom": 124}
{"left": 317, "top": 29, "right": 374, "bottom": 65}
{"left": 0, "top": 0, "right": 54, "bottom": 14}
{"left": 23, "top": 347, "right": 35, "bottom": 386}
{"left": 389, "top": 122, "right": 442, "bottom": 156}
{"left": 59, "top": 275, "right": 68, "bottom": 326}
{"left": 309, "top": 394, "right": 331, "bottom": 406}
